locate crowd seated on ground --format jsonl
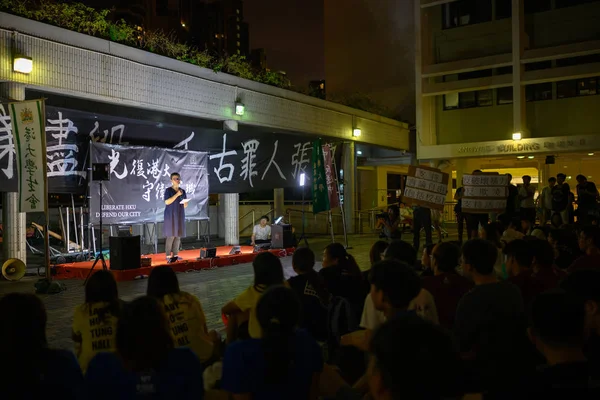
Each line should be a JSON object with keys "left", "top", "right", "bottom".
{"left": 4, "top": 215, "right": 600, "bottom": 400}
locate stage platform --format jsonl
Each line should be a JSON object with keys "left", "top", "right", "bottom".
{"left": 53, "top": 246, "right": 295, "bottom": 281}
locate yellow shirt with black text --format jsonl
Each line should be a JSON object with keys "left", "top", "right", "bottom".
{"left": 161, "top": 291, "right": 214, "bottom": 363}
{"left": 233, "top": 282, "right": 288, "bottom": 339}
{"left": 72, "top": 301, "right": 119, "bottom": 373}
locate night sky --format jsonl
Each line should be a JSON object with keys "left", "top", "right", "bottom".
{"left": 244, "top": 0, "right": 325, "bottom": 88}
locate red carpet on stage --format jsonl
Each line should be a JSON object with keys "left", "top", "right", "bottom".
{"left": 53, "top": 246, "right": 295, "bottom": 281}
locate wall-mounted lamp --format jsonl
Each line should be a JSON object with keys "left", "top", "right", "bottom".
{"left": 512, "top": 132, "right": 522, "bottom": 141}
{"left": 13, "top": 55, "right": 33, "bottom": 74}
{"left": 235, "top": 101, "right": 245, "bottom": 116}
{"left": 352, "top": 128, "right": 361, "bottom": 137}
{"left": 356, "top": 150, "right": 363, "bottom": 155}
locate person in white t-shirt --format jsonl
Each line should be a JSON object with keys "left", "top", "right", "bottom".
{"left": 251, "top": 216, "right": 271, "bottom": 246}
{"left": 519, "top": 175, "right": 537, "bottom": 226}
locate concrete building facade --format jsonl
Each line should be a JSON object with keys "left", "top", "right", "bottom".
{"left": 416, "top": 0, "right": 600, "bottom": 188}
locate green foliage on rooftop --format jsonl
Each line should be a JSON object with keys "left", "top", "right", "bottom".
{"left": 2, "top": 0, "right": 399, "bottom": 120}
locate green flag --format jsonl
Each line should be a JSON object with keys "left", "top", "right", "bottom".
{"left": 311, "top": 138, "right": 330, "bottom": 213}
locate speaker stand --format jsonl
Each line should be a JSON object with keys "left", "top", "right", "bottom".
{"left": 84, "top": 181, "right": 108, "bottom": 285}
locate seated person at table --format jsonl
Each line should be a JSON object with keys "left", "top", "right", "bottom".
{"left": 251, "top": 216, "right": 272, "bottom": 246}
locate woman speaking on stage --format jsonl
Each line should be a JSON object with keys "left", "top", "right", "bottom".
{"left": 164, "top": 172, "right": 188, "bottom": 262}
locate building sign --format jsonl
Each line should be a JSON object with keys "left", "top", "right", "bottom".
{"left": 418, "top": 134, "right": 600, "bottom": 160}
{"left": 0, "top": 106, "right": 341, "bottom": 194}
{"left": 9, "top": 100, "right": 47, "bottom": 213}
{"left": 401, "top": 165, "right": 448, "bottom": 210}
{"left": 462, "top": 173, "right": 509, "bottom": 214}
{"left": 90, "top": 143, "right": 209, "bottom": 225}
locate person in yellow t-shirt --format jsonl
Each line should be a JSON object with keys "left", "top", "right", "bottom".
{"left": 147, "top": 266, "right": 217, "bottom": 364}
{"left": 72, "top": 270, "right": 121, "bottom": 373}
{"left": 222, "top": 252, "right": 285, "bottom": 343}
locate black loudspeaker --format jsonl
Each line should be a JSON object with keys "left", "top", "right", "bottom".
{"left": 109, "top": 236, "right": 141, "bottom": 270}
{"left": 546, "top": 156, "right": 555, "bottom": 165}
{"left": 271, "top": 224, "right": 294, "bottom": 249}
{"left": 199, "top": 247, "right": 217, "bottom": 259}
{"left": 92, "top": 163, "right": 110, "bottom": 181}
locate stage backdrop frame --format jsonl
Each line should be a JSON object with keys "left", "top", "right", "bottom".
{"left": 90, "top": 142, "right": 209, "bottom": 225}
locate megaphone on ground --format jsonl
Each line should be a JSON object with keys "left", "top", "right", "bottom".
{"left": 2, "top": 258, "right": 26, "bottom": 281}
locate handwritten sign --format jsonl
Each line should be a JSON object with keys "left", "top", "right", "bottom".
{"left": 9, "top": 100, "right": 47, "bottom": 213}
{"left": 402, "top": 166, "right": 448, "bottom": 210}
{"left": 462, "top": 173, "right": 509, "bottom": 214}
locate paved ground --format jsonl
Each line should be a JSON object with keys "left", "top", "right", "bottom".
{"left": 0, "top": 228, "right": 458, "bottom": 351}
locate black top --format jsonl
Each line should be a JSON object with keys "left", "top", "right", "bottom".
{"left": 524, "top": 361, "right": 600, "bottom": 400}
{"left": 287, "top": 274, "right": 329, "bottom": 341}
{"left": 577, "top": 181, "right": 598, "bottom": 208}
{"left": 552, "top": 183, "right": 571, "bottom": 211}
{"left": 454, "top": 187, "right": 463, "bottom": 213}
{"left": 506, "top": 184, "right": 519, "bottom": 215}
{"left": 319, "top": 266, "right": 367, "bottom": 319}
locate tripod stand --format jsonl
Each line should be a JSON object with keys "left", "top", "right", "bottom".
{"left": 298, "top": 175, "right": 309, "bottom": 247}
{"left": 84, "top": 181, "right": 108, "bottom": 285}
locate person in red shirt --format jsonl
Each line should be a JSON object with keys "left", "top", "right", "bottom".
{"left": 422, "top": 242, "right": 473, "bottom": 330}
{"left": 569, "top": 226, "right": 600, "bottom": 272}
{"left": 530, "top": 239, "right": 567, "bottom": 292}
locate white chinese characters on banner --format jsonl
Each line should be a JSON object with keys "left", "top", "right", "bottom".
{"left": 209, "top": 134, "right": 237, "bottom": 183}
{"left": 240, "top": 139, "right": 259, "bottom": 187}
{"left": 261, "top": 140, "right": 286, "bottom": 181}
{"left": 10, "top": 101, "right": 47, "bottom": 213}
{"left": 402, "top": 166, "right": 449, "bottom": 210}
{"left": 291, "top": 142, "right": 311, "bottom": 179}
{"left": 462, "top": 174, "right": 509, "bottom": 213}
{"left": 0, "top": 105, "right": 15, "bottom": 180}
{"left": 46, "top": 112, "right": 85, "bottom": 178}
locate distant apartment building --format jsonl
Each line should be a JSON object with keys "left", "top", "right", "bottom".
{"left": 415, "top": 0, "right": 600, "bottom": 187}
{"left": 113, "top": 0, "right": 250, "bottom": 58}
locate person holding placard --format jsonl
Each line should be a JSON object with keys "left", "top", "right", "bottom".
{"left": 163, "top": 172, "right": 189, "bottom": 262}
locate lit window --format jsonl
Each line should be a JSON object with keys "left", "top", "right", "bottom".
{"left": 237, "top": 33, "right": 240, "bottom": 38}
{"left": 237, "top": 25, "right": 240, "bottom": 30}
{"left": 237, "top": 41, "right": 240, "bottom": 47}
{"left": 237, "top": 9, "right": 240, "bottom": 14}
{"left": 237, "top": 50, "right": 241, "bottom": 54}
{"left": 237, "top": 17, "right": 240, "bottom": 22}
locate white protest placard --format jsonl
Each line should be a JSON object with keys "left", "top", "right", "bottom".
{"left": 10, "top": 100, "right": 47, "bottom": 213}
{"left": 462, "top": 173, "right": 508, "bottom": 214}
{"left": 401, "top": 166, "right": 449, "bottom": 210}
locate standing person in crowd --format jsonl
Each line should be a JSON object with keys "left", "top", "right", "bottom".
{"left": 519, "top": 175, "right": 537, "bottom": 226}
{"left": 455, "top": 239, "right": 533, "bottom": 395}
{"left": 163, "top": 172, "right": 188, "bottom": 263}
{"left": 506, "top": 173, "right": 520, "bottom": 219}
{"left": 221, "top": 286, "right": 323, "bottom": 400}
{"left": 251, "top": 215, "right": 271, "bottom": 247}
{"left": 85, "top": 296, "right": 204, "bottom": 400}
{"left": 412, "top": 205, "right": 432, "bottom": 251}
{"left": 431, "top": 208, "right": 443, "bottom": 244}
{"left": 539, "top": 177, "right": 557, "bottom": 226}
{"left": 576, "top": 175, "right": 599, "bottom": 226}
{"left": 561, "top": 269, "right": 600, "bottom": 371}
{"left": 1, "top": 293, "right": 83, "bottom": 400}
{"left": 381, "top": 205, "right": 401, "bottom": 240}
{"left": 454, "top": 185, "right": 468, "bottom": 243}
{"left": 319, "top": 243, "right": 366, "bottom": 318}
{"left": 287, "top": 247, "right": 329, "bottom": 342}
{"left": 422, "top": 242, "right": 473, "bottom": 330}
{"left": 222, "top": 252, "right": 286, "bottom": 343}
{"left": 147, "top": 266, "right": 218, "bottom": 364}
{"left": 569, "top": 226, "right": 600, "bottom": 272}
{"left": 525, "top": 290, "right": 600, "bottom": 399}
{"left": 72, "top": 270, "right": 121, "bottom": 373}
{"left": 552, "top": 173, "right": 571, "bottom": 226}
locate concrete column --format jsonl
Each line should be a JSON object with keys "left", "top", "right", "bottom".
{"left": 454, "top": 159, "right": 469, "bottom": 190}
{"left": 273, "top": 188, "right": 284, "bottom": 220}
{"left": 512, "top": 0, "right": 527, "bottom": 137}
{"left": 219, "top": 193, "right": 239, "bottom": 246}
{"left": 220, "top": 120, "right": 239, "bottom": 245}
{"left": 342, "top": 142, "right": 356, "bottom": 234}
{"left": 1, "top": 83, "right": 27, "bottom": 264}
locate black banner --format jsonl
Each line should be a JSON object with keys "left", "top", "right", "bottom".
{"left": 0, "top": 105, "right": 330, "bottom": 194}
{"left": 90, "top": 143, "right": 209, "bottom": 225}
